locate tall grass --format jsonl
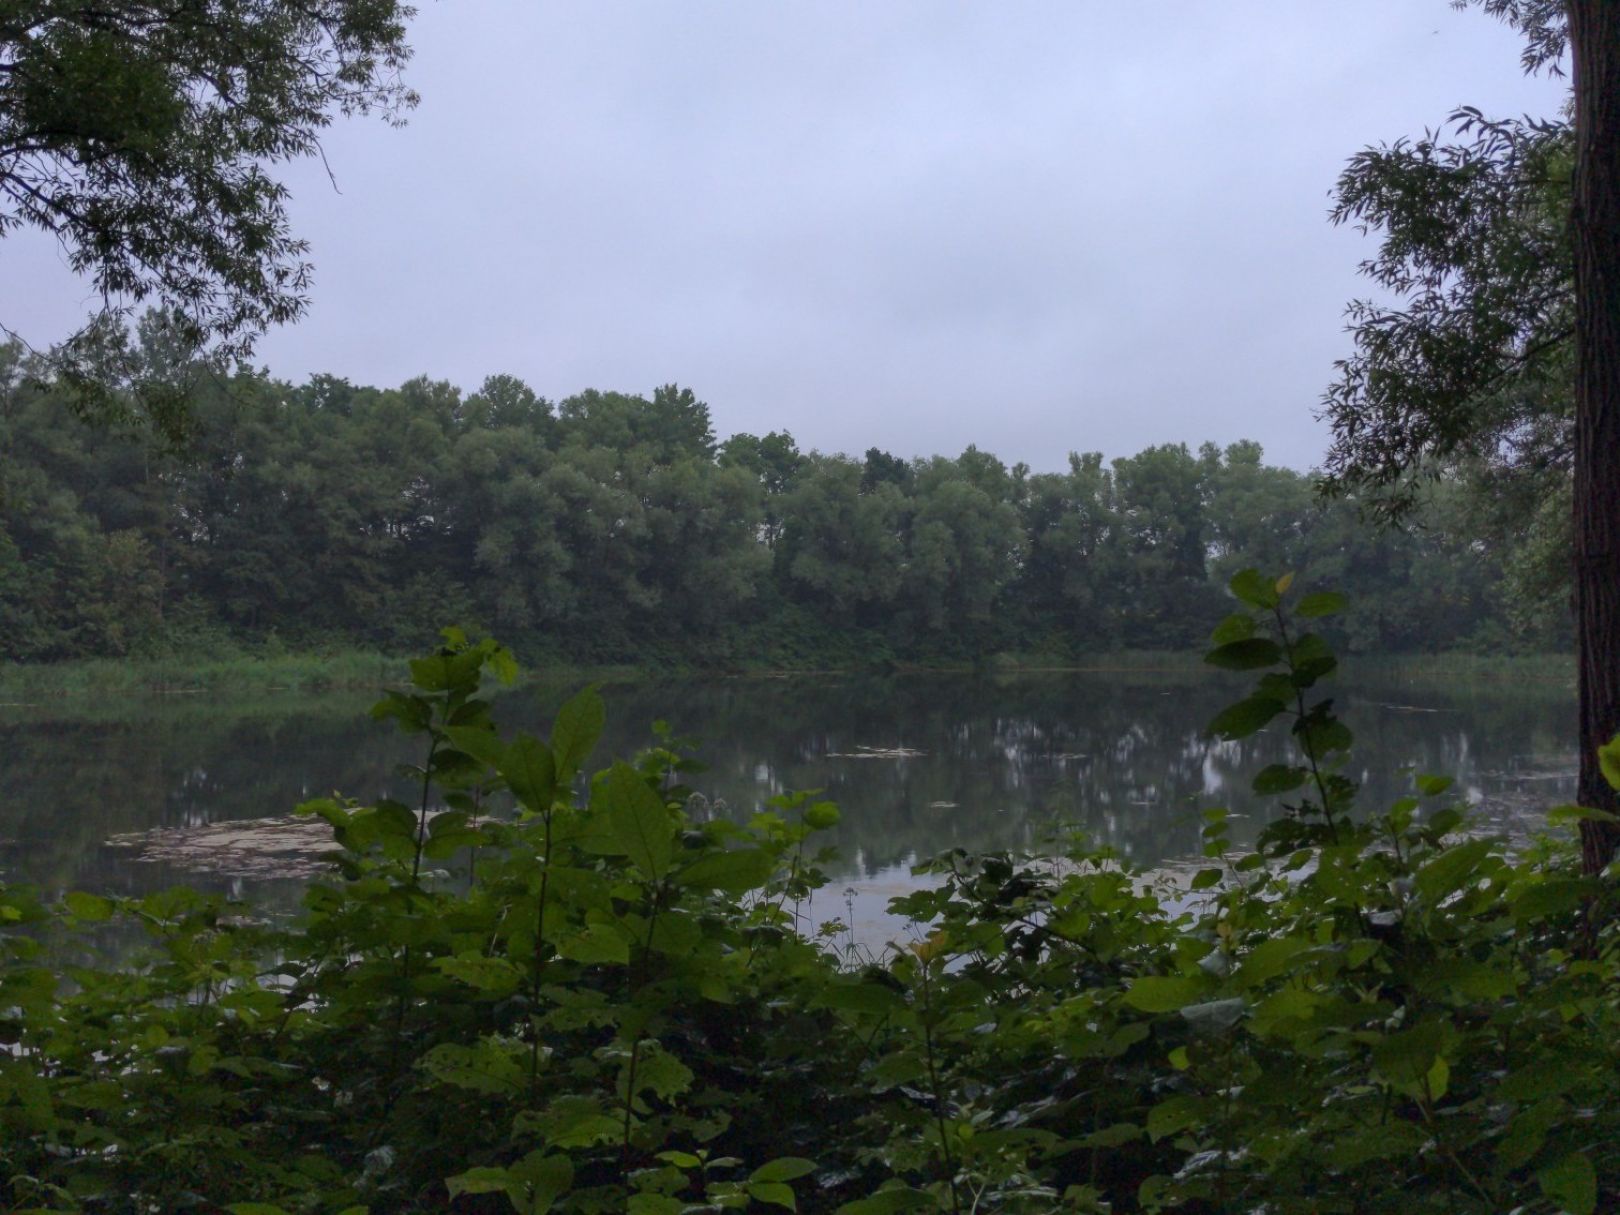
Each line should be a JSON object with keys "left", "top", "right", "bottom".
{"left": 0, "top": 650, "right": 404, "bottom": 703}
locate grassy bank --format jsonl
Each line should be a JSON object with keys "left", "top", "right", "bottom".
{"left": 0, "top": 650, "right": 405, "bottom": 702}
{"left": 0, "top": 642, "right": 1575, "bottom": 707}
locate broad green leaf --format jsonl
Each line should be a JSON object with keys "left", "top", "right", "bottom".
{"left": 1548, "top": 802, "right": 1620, "bottom": 826}
{"left": 1295, "top": 591, "right": 1347, "bottom": 618}
{"left": 751, "top": 1158, "right": 817, "bottom": 1183}
{"left": 503, "top": 734, "right": 556, "bottom": 812}
{"left": 803, "top": 801, "right": 840, "bottom": 830}
{"left": 1252, "top": 763, "right": 1308, "bottom": 795}
{"left": 555, "top": 922, "right": 632, "bottom": 966}
{"left": 508, "top": 1152, "right": 573, "bottom": 1215}
{"left": 1210, "top": 613, "right": 1256, "bottom": 645}
{"left": 675, "top": 847, "right": 778, "bottom": 893}
{"left": 433, "top": 954, "right": 522, "bottom": 995}
{"left": 226, "top": 1206, "right": 291, "bottom": 1215}
{"left": 1413, "top": 838, "right": 1494, "bottom": 903}
{"left": 1146, "top": 1094, "right": 1204, "bottom": 1142}
{"left": 1539, "top": 1151, "right": 1597, "bottom": 1215}
{"left": 597, "top": 762, "right": 673, "bottom": 880}
{"left": 1372, "top": 1021, "right": 1446, "bottom": 1087}
{"left": 420, "top": 1039, "right": 526, "bottom": 1095}
{"left": 1234, "top": 936, "right": 1313, "bottom": 987}
{"left": 835, "top": 1188, "right": 934, "bottom": 1214}
{"left": 1204, "top": 639, "right": 1282, "bottom": 671}
{"left": 63, "top": 892, "right": 114, "bottom": 921}
{"left": 1123, "top": 975, "right": 1213, "bottom": 1013}
{"left": 371, "top": 689, "right": 431, "bottom": 732}
{"left": 1600, "top": 733, "right": 1620, "bottom": 793}
{"left": 818, "top": 979, "right": 905, "bottom": 1015}
{"left": 1295, "top": 714, "right": 1353, "bottom": 758}
{"left": 627, "top": 1044, "right": 694, "bottom": 1102}
{"left": 1207, "top": 695, "right": 1285, "bottom": 740}
{"left": 445, "top": 1168, "right": 512, "bottom": 1198}
{"left": 445, "top": 724, "right": 504, "bottom": 766}
{"left": 748, "top": 1181, "right": 797, "bottom": 1210}
{"left": 552, "top": 685, "right": 606, "bottom": 781}
{"left": 1511, "top": 877, "right": 1592, "bottom": 922}
{"left": 1228, "top": 568, "right": 1279, "bottom": 609}
{"left": 1416, "top": 773, "right": 1453, "bottom": 797}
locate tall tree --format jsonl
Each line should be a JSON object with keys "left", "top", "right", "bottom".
{"left": 1564, "top": 0, "right": 1620, "bottom": 868}
{"left": 1326, "top": 1, "right": 1620, "bottom": 868}
{"left": 1, "top": 1, "right": 416, "bottom": 430}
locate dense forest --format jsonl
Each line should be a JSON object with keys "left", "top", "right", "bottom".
{"left": 0, "top": 338, "right": 1570, "bottom": 666}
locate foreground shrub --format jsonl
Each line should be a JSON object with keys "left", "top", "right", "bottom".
{"left": 1, "top": 576, "right": 1616, "bottom": 1213}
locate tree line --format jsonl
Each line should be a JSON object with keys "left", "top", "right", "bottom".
{"left": 0, "top": 337, "right": 1569, "bottom": 666}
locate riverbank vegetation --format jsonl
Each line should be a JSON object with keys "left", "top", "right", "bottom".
{"left": 1, "top": 577, "right": 1614, "bottom": 1214}
{"left": 0, "top": 336, "right": 1572, "bottom": 672}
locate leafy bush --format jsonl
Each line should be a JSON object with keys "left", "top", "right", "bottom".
{"left": 2, "top": 578, "right": 1615, "bottom": 1213}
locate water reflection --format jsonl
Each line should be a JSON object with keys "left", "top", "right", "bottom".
{"left": 0, "top": 669, "right": 1577, "bottom": 903}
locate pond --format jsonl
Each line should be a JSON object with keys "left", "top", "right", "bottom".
{"left": 0, "top": 664, "right": 1579, "bottom": 940}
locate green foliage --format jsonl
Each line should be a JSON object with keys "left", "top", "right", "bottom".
{"left": 1, "top": 0, "right": 417, "bottom": 412}
{"left": 3, "top": 597, "right": 1615, "bottom": 1212}
{"left": 0, "top": 340, "right": 1562, "bottom": 667}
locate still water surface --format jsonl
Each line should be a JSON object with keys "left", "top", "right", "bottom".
{"left": 0, "top": 667, "right": 1579, "bottom": 928}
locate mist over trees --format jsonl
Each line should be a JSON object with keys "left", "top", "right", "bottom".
{"left": 0, "top": 337, "right": 1568, "bottom": 667}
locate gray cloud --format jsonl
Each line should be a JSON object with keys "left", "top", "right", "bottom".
{"left": 6, "top": 0, "right": 1568, "bottom": 471}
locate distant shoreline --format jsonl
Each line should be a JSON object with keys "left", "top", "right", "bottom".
{"left": 0, "top": 645, "right": 1576, "bottom": 707}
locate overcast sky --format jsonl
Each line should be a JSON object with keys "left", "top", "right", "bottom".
{"left": 7, "top": 1, "right": 1568, "bottom": 471}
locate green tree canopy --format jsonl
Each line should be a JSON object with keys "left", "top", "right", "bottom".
{"left": 0, "top": 0, "right": 416, "bottom": 424}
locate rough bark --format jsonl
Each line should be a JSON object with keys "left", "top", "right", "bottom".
{"left": 1567, "top": 0, "right": 1620, "bottom": 873}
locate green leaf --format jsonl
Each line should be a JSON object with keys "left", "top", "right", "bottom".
{"left": 1204, "top": 639, "right": 1282, "bottom": 671}
{"left": 503, "top": 734, "right": 556, "bottom": 812}
{"left": 835, "top": 1188, "right": 934, "bottom": 1215}
{"left": 445, "top": 1168, "right": 512, "bottom": 1197}
{"left": 419, "top": 1039, "right": 525, "bottom": 1095}
{"left": 1123, "top": 975, "right": 1213, "bottom": 1013}
{"left": 1512, "top": 877, "right": 1592, "bottom": 922}
{"left": 748, "top": 1181, "right": 797, "bottom": 1210}
{"left": 445, "top": 724, "right": 504, "bottom": 766}
{"left": 1207, "top": 695, "right": 1286, "bottom": 740}
{"left": 1228, "top": 568, "right": 1280, "bottom": 609}
{"left": 63, "top": 892, "right": 114, "bottom": 921}
{"left": 1416, "top": 773, "right": 1453, "bottom": 797}
{"left": 751, "top": 1158, "right": 817, "bottom": 1184}
{"left": 803, "top": 801, "right": 840, "bottom": 830}
{"left": 226, "top": 1206, "right": 292, "bottom": 1215}
{"left": 1146, "top": 1094, "right": 1204, "bottom": 1142}
{"left": 818, "top": 979, "right": 905, "bottom": 1015}
{"left": 1413, "top": 838, "right": 1494, "bottom": 903}
{"left": 433, "top": 954, "right": 523, "bottom": 995}
{"left": 597, "top": 762, "right": 673, "bottom": 880}
{"left": 555, "top": 922, "right": 632, "bottom": 966}
{"left": 1548, "top": 802, "right": 1620, "bottom": 826}
{"left": 627, "top": 1044, "right": 694, "bottom": 1102}
{"left": 552, "top": 685, "right": 606, "bottom": 781}
{"left": 1234, "top": 936, "right": 1313, "bottom": 987}
{"left": 1599, "top": 733, "right": 1620, "bottom": 793}
{"left": 1295, "top": 591, "right": 1347, "bottom": 618}
{"left": 1210, "top": 613, "right": 1256, "bottom": 645}
{"left": 1539, "top": 1151, "right": 1597, "bottom": 1215}
{"left": 675, "top": 847, "right": 778, "bottom": 893}
{"left": 1252, "top": 764, "right": 1308, "bottom": 795}
{"left": 1372, "top": 1021, "right": 1446, "bottom": 1088}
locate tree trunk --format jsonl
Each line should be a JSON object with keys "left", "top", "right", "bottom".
{"left": 1568, "top": 0, "right": 1620, "bottom": 873}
